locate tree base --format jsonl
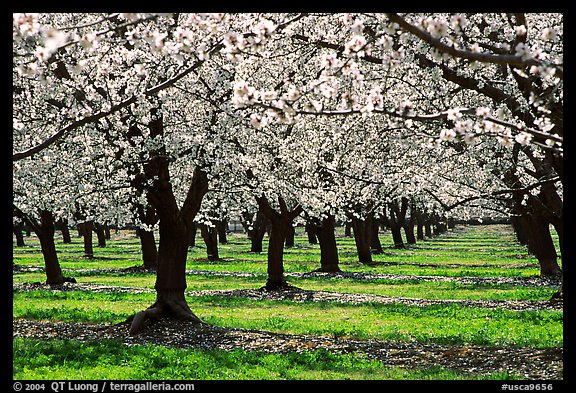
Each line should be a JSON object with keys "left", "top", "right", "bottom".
{"left": 260, "top": 280, "right": 300, "bottom": 291}
{"left": 311, "top": 265, "right": 342, "bottom": 273}
{"left": 539, "top": 263, "right": 561, "bottom": 279}
{"left": 122, "top": 264, "right": 157, "bottom": 274}
{"left": 550, "top": 290, "right": 563, "bottom": 301}
{"left": 47, "top": 276, "right": 76, "bottom": 287}
{"left": 128, "top": 294, "right": 204, "bottom": 336}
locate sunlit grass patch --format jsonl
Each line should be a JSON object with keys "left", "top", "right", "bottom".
{"left": 13, "top": 337, "right": 519, "bottom": 380}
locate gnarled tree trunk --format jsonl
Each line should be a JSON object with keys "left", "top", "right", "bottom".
{"left": 369, "top": 214, "right": 383, "bottom": 254}
{"left": 136, "top": 204, "right": 158, "bottom": 270}
{"left": 81, "top": 220, "right": 94, "bottom": 258}
{"left": 94, "top": 222, "right": 107, "bottom": 247}
{"left": 200, "top": 223, "right": 219, "bottom": 261}
{"left": 129, "top": 166, "right": 209, "bottom": 335}
{"left": 137, "top": 227, "right": 158, "bottom": 270}
{"left": 13, "top": 221, "right": 25, "bottom": 247}
{"left": 352, "top": 216, "right": 372, "bottom": 264}
{"left": 314, "top": 214, "right": 341, "bottom": 272}
{"left": 256, "top": 195, "right": 303, "bottom": 290}
{"left": 305, "top": 221, "right": 318, "bottom": 244}
{"left": 128, "top": 106, "right": 209, "bottom": 335}
{"left": 14, "top": 208, "right": 76, "bottom": 286}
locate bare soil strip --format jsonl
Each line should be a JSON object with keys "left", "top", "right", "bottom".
{"left": 12, "top": 318, "right": 562, "bottom": 380}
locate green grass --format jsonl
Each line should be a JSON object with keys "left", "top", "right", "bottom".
{"left": 13, "top": 271, "right": 558, "bottom": 301}
{"left": 12, "top": 290, "right": 563, "bottom": 347}
{"left": 13, "top": 224, "right": 563, "bottom": 380}
{"left": 13, "top": 338, "right": 519, "bottom": 380}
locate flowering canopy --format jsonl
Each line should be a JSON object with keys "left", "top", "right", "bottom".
{"left": 13, "top": 13, "right": 563, "bottom": 228}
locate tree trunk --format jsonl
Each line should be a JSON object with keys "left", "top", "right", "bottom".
{"left": 188, "top": 222, "right": 198, "bottom": 247}
{"left": 61, "top": 225, "right": 72, "bottom": 243}
{"left": 137, "top": 227, "right": 158, "bottom": 270}
{"left": 94, "top": 223, "right": 107, "bottom": 247}
{"left": 57, "top": 219, "right": 72, "bottom": 244}
{"left": 217, "top": 220, "right": 228, "bottom": 244}
{"left": 344, "top": 221, "right": 352, "bottom": 237}
{"left": 250, "top": 221, "right": 266, "bottom": 253}
{"left": 76, "top": 223, "right": 84, "bottom": 237}
{"left": 129, "top": 166, "right": 208, "bottom": 335}
{"left": 37, "top": 210, "right": 75, "bottom": 285}
{"left": 534, "top": 183, "right": 563, "bottom": 262}
{"left": 13, "top": 222, "right": 25, "bottom": 247}
{"left": 387, "top": 200, "right": 407, "bottom": 249}
{"left": 266, "top": 218, "right": 289, "bottom": 289}
{"left": 551, "top": 272, "right": 563, "bottom": 300}
{"left": 245, "top": 210, "right": 267, "bottom": 253}
{"left": 285, "top": 224, "right": 295, "bottom": 248}
{"left": 352, "top": 216, "right": 372, "bottom": 264}
{"left": 403, "top": 214, "right": 417, "bottom": 245}
{"left": 256, "top": 196, "right": 303, "bottom": 290}
{"left": 424, "top": 221, "right": 433, "bottom": 238}
{"left": 305, "top": 221, "right": 318, "bottom": 244}
{"left": 369, "top": 214, "right": 383, "bottom": 254}
{"left": 81, "top": 221, "right": 94, "bottom": 258}
{"left": 128, "top": 104, "right": 209, "bottom": 335}
{"left": 314, "top": 214, "right": 341, "bottom": 272}
{"left": 200, "top": 224, "right": 219, "bottom": 261}
{"left": 415, "top": 211, "right": 425, "bottom": 241}
{"left": 511, "top": 215, "right": 529, "bottom": 246}
{"left": 524, "top": 211, "right": 561, "bottom": 278}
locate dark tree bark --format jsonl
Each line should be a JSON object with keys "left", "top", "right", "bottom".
{"left": 352, "top": 216, "right": 372, "bottom": 264}
{"left": 314, "top": 214, "right": 341, "bottom": 272}
{"left": 76, "top": 223, "right": 84, "bottom": 238}
{"left": 200, "top": 223, "right": 220, "bottom": 261}
{"left": 551, "top": 273, "right": 563, "bottom": 300}
{"left": 37, "top": 210, "right": 74, "bottom": 285}
{"left": 510, "top": 215, "right": 529, "bottom": 246}
{"left": 216, "top": 220, "right": 228, "bottom": 245}
{"left": 385, "top": 200, "right": 407, "bottom": 249}
{"left": 256, "top": 195, "right": 303, "bottom": 290}
{"left": 533, "top": 183, "right": 563, "bottom": 262}
{"left": 13, "top": 222, "right": 25, "bottom": 247}
{"left": 305, "top": 221, "right": 318, "bottom": 244}
{"left": 252, "top": 211, "right": 268, "bottom": 253}
{"left": 81, "top": 220, "right": 94, "bottom": 258}
{"left": 403, "top": 213, "right": 417, "bottom": 245}
{"left": 285, "top": 225, "right": 295, "bottom": 248}
{"left": 344, "top": 221, "right": 352, "bottom": 237}
{"left": 135, "top": 204, "right": 159, "bottom": 270}
{"left": 128, "top": 106, "right": 209, "bottom": 335}
{"left": 103, "top": 224, "right": 111, "bottom": 240}
{"left": 14, "top": 207, "right": 75, "bottom": 285}
{"left": 137, "top": 227, "right": 158, "bottom": 271}
{"left": 369, "top": 214, "right": 383, "bottom": 254}
{"left": 94, "top": 223, "right": 107, "bottom": 247}
{"left": 415, "top": 210, "right": 426, "bottom": 241}
{"left": 57, "top": 219, "right": 72, "bottom": 243}
{"left": 243, "top": 209, "right": 268, "bottom": 253}
{"left": 523, "top": 203, "right": 561, "bottom": 278}
{"left": 188, "top": 221, "right": 198, "bottom": 248}
{"left": 424, "top": 221, "right": 433, "bottom": 238}
{"left": 129, "top": 165, "right": 209, "bottom": 335}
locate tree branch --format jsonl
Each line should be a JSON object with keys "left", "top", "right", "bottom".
{"left": 386, "top": 13, "right": 563, "bottom": 80}
{"left": 13, "top": 43, "right": 222, "bottom": 162}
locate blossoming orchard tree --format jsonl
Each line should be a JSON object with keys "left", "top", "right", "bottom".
{"left": 13, "top": 12, "right": 563, "bottom": 335}
{"left": 228, "top": 12, "right": 563, "bottom": 278}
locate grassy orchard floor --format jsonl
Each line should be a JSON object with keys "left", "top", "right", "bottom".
{"left": 12, "top": 224, "right": 563, "bottom": 380}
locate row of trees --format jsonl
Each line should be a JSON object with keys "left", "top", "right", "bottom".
{"left": 13, "top": 13, "right": 563, "bottom": 333}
